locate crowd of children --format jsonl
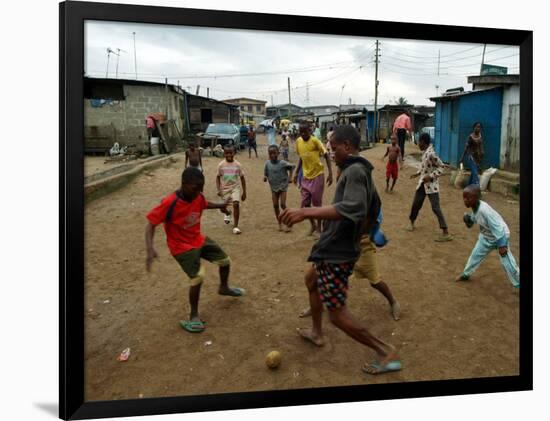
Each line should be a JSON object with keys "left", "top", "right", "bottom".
{"left": 144, "top": 120, "right": 520, "bottom": 376}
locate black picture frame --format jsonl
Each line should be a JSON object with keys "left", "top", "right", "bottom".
{"left": 60, "top": 1, "right": 533, "bottom": 419}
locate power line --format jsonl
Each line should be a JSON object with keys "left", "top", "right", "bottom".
{"left": 383, "top": 43, "right": 482, "bottom": 59}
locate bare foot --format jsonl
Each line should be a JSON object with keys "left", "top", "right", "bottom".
{"left": 391, "top": 301, "right": 401, "bottom": 321}
{"left": 298, "top": 307, "right": 312, "bottom": 318}
{"left": 278, "top": 224, "right": 283, "bottom": 232}
{"left": 297, "top": 328, "right": 324, "bottom": 347}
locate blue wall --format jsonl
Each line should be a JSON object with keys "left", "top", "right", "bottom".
{"left": 433, "top": 88, "right": 502, "bottom": 168}
{"left": 367, "top": 111, "right": 375, "bottom": 142}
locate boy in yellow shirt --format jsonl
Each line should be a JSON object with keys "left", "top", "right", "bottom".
{"left": 292, "top": 121, "right": 333, "bottom": 238}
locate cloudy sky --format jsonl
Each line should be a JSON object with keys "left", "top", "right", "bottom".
{"left": 84, "top": 20, "right": 520, "bottom": 107}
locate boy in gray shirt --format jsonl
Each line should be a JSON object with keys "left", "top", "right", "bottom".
{"left": 280, "top": 125, "right": 401, "bottom": 375}
{"left": 264, "top": 145, "right": 295, "bottom": 232}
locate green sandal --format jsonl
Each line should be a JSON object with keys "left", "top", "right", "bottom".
{"left": 180, "top": 320, "right": 206, "bottom": 333}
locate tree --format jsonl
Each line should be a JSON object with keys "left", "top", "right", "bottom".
{"left": 395, "top": 96, "right": 409, "bottom": 105}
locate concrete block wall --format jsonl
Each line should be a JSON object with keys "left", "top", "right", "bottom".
{"left": 84, "top": 84, "right": 184, "bottom": 150}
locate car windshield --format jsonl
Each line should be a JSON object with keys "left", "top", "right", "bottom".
{"left": 206, "top": 124, "right": 236, "bottom": 135}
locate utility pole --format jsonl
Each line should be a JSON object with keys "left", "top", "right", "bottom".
{"left": 480, "top": 43, "right": 487, "bottom": 74}
{"left": 305, "top": 82, "right": 310, "bottom": 107}
{"left": 114, "top": 48, "right": 126, "bottom": 79}
{"left": 437, "top": 49, "right": 440, "bottom": 76}
{"left": 207, "top": 87, "right": 210, "bottom": 99}
{"left": 373, "top": 40, "right": 380, "bottom": 143}
{"left": 287, "top": 77, "right": 291, "bottom": 119}
{"left": 165, "top": 77, "right": 169, "bottom": 119}
{"left": 105, "top": 48, "right": 111, "bottom": 78}
{"left": 196, "top": 85, "right": 200, "bottom": 96}
{"left": 271, "top": 94, "right": 274, "bottom": 106}
{"left": 132, "top": 32, "right": 138, "bottom": 80}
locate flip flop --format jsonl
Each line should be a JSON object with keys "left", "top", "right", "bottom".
{"left": 435, "top": 234, "right": 454, "bottom": 242}
{"left": 180, "top": 320, "right": 206, "bottom": 333}
{"left": 362, "top": 360, "right": 402, "bottom": 375}
{"left": 219, "top": 287, "right": 245, "bottom": 297}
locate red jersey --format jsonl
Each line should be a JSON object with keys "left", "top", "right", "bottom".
{"left": 146, "top": 192, "right": 208, "bottom": 256}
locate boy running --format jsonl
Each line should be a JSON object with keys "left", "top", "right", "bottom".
{"left": 263, "top": 145, "right": 295, "bottom": 232}
{"left": 407, "top": 132, "right": 453, "bottom": 242}
{"left": 455, "top": 184, "right": 520, "bottom": 288}
{"left": 145, "top": 167, "right": 244, "bottom": 334}
{"left": 216, "top": 145, "right": 247, "bottom": 235}
{"left": 382, "top": 134, "right": 402, "bottom": 193}
{"left": 280, "top": 125, "right": 401, "bottom": 375}
{"left": 185, "top": 141, "right": 203, "bottom": 172}
{"left": 293, "top": 120, "right": 333, "bottom": 238}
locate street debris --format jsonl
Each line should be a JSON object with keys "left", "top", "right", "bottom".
{"left": 117, "top": 347, "right": 131, "bottom": 362}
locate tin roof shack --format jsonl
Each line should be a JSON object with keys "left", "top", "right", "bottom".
{"left": 266, "top": 103, "right": 304, "bottom": 119}
{"left": 430, "top": 87, "right": 503, "bottom": 168}
{"left": 377, "top": 105, "right": 412, "bottom": 142}
{"left": 375, "top": 104, "right": 433, "bottom": 143}
{"left": 468, "top": 74, "right": 520, "bottom": 171}
{"left": 185, "top": 94, "right": 240, "bottom": 133}
{"left": 84, "top": 77, "right": 185, "bottom": 154}
{"left": 334, "top": 108, "right": 370, "bottom": 149}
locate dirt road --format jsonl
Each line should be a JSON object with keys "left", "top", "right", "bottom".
{"left": 84, "top": 134, "right": 519, "bottom": 401}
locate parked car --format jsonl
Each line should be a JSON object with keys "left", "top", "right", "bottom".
{"left": 203, "top": 123, "right": 241, "bottom": 149}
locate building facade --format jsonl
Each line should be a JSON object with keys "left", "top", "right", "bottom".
{"left": 84, "top": 78, "right": 185, "bottom": 152}
{"left": 84, "top": 77, "right": 239, "bottom": 153}
{"left": 224, "top": 97, "right": 267, "bottom": 116}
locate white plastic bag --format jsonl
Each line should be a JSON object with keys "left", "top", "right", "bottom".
{"left": 480, "top": 167, "right": 498, "bottom": 191}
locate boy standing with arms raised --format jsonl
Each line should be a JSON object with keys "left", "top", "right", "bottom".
{"left": 280, "top": 125, "right": 401, "bottom": 375}
{"left": 293, "top": 120, "right": 333, "bottom": 238}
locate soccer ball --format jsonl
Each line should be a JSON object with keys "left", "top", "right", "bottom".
{"left": 265, "top": 350, "right": 282, "bottom": 369}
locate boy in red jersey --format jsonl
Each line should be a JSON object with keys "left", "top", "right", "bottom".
{"left": 145, "top": 167, "right": 245, "bottom": 334}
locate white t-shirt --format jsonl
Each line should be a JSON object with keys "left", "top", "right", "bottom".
{"left": 471, "top": 200, "right": 510, "bottom": 244}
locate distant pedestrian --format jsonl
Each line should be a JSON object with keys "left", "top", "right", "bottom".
{"left": 185, "top": 141, "right": 203, "bottom": 172}
{"left": 460, "top": 122, "right": 484, "bottom": 185}
{"left": 407, "top": 132, "right": 453, "bottom": 242}
{"left": 280, "top": 134, "right": 290, "bottom": 161}
{"left": 247, "top": 125, "right": 258, "bottom": 158}
{"left": 325, "top": 126, "right": 336, "bottom": 162}
{"left": 392, "top": 110, "right": 412, "bottom": 157}
{"left": 266, "top": 117, "right": 279, "bottom": 146}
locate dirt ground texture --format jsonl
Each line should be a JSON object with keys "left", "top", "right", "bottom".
{"left": 84, "top": 134, "right": 520, "bottom": 401}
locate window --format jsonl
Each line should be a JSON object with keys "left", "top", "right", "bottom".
{"left": 201, "top": 109, "right": 213, "bottom": 123}
{"left": 256, "top": 105, "right": 262, "bottom": 113}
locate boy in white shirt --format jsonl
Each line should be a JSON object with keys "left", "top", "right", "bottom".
{"left": 455, "top": 184, "right": 520, "bottom": 288}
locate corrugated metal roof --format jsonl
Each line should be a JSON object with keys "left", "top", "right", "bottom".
{"left": 429, "top": 86, "right": 502, "bottom": 102}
